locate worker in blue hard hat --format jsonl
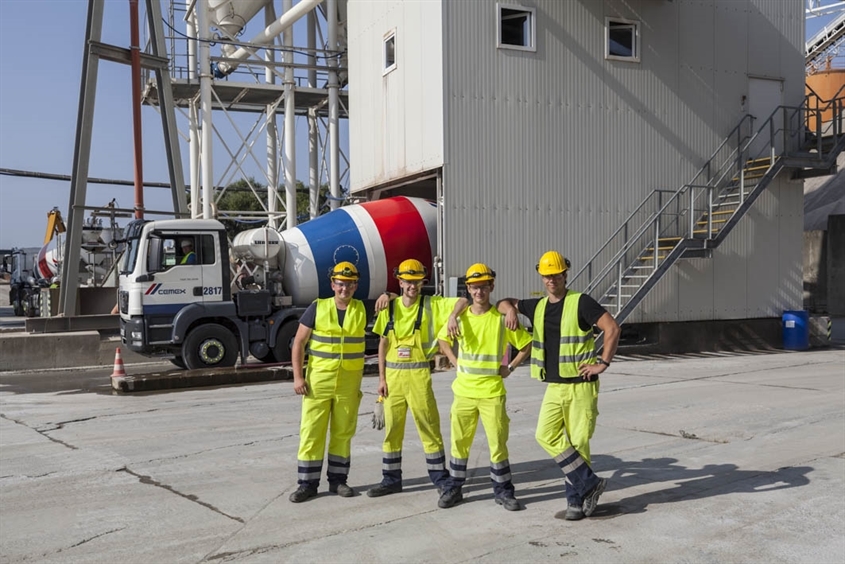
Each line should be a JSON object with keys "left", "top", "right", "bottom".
{"left": 436, "top": 263, "right": 532, "bottom": 512}
{"left": 494, "top": 250, "right": 621, "bottom": 521}
{"left": 289, "top": 261, "right": 367, "bottom": 503}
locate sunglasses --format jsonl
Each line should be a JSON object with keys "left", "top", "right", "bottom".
{"left": 332, "top": 280, "right": 358, "bottom": 288}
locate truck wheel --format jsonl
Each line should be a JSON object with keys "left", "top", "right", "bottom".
{"left": 273, "top": 321, "right": 298, "bottom": 363}
{"left": 13, "top": 301, "right": 24, "bottom": 317}
{"left": 183, "top": 324, "right": 239, "bottom": 370}
{"left": 170, "top": 356, "right": 187, "bottom": 369}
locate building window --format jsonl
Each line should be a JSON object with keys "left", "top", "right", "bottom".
{"left": 497, "top": 3, "right": 536, "bottom": 52}
{"left": 383, "top": 31, "right": 396, "bottom": 74}
{"left": 606, "top": 18, "right": 640, "bottom": 62}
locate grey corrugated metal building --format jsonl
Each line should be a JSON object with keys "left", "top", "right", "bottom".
{"left": 347, "top": 0, "right": 806, "bottom": 326}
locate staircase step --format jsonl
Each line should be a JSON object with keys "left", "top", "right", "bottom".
{"left": 696, "top": 218, "right": 728, "bottom": 225}
{"left": 702, "top": 209, "right": 736, "bottom": 216}
{"left": 658, "top": 236, "right": 683, "bottom": 242}
{"left": 638, "top": 255, "right": 667, "bottom": 261}
{"left": 692, "top": 229, "right": 720, "bottom": 235}
{"left": 645, "top": 245, "right": 677, "bottom": 251}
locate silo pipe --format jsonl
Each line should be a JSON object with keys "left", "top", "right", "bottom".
{"left": 215, "top": 0, "right": 324, "bottom": 76}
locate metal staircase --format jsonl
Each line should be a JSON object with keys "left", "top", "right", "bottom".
{"left": 569, "top": 86, "right": 845, "bottom": 344}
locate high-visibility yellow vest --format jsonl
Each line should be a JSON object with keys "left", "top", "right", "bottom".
{"left": 308, "top": 298, "right": 366, "bottom": 372}
{"left": 530, "top": 292, "right": 595, "bottom": 381}
{"left": 383, "top": 296, "right": 432, "bottom": 372}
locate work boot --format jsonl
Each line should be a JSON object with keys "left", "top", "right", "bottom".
{"left": 495, "top": 493, "right": 522, "bottom": 512}
{"left": 329, "top": 483, "right": 355, "bottom": 497}
{"left": 582, "top": 478, "right": 607, "bottom": 517}
{"left": 437, "top": 487, "right": 463, "bottom": 509}
{"left": 366, "top": 482, "right": 402, "bottom": 498}
{"left": 289, "top": 486, "right": 318, "bottom": 503}
{"left": 564, "top": 504, "right": 584, "bottom": 521}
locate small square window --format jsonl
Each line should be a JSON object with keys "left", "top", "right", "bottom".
{"left": 606, "top": 18, "right": 640, "bottom": 62}
{"left": 497, "top": 3, "right": 536, "bottom": 52}
{"left": 383, "top": 31, "right": 396, "bottom": 74}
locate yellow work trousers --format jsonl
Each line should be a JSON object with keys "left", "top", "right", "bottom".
{"left": 381, "top": 367, "right": 448, "bottom": 486}
{"left": 296, "top": 366, "right": 363, "bottom": 487}
{"left": 535, "top": 381, "right": 599, "bottom": 464}
{"left": 447, "top": 394, "right": 514, "bottom": 496}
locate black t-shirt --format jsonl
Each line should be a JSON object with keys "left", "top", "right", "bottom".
{"left": 299, "top": 301, "right": 346, "bottom": 329}
{"left": 517, "top": 293, "right": 607, "bottom": 384}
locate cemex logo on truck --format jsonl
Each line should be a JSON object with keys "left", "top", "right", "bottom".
{"left": 145, "top": 284, "right": 186, "bottom": 296}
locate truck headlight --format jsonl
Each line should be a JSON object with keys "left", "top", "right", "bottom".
{"left": 132, "top": 340, "right": 143, "bottom": 347}
{"left": 131, "top": 331, "right": 142, "bottom": 340}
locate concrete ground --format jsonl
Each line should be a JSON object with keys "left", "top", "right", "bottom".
{"left": 1, "top": 348, "right": 843, "bottom": 563}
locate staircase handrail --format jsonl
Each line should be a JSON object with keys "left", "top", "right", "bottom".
{"left": 570, "top": 114, "right": 754, "bottom": 288}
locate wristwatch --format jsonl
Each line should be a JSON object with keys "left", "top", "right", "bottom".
{"left": 506, "top": 364, "right": 514, "bottom": 374}
{"left": 596, "top": 358, "right": 611, "bottom": 367}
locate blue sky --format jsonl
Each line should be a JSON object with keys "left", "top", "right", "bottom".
{"left": 0, "top": 2, "right": 838, "bottom": 248}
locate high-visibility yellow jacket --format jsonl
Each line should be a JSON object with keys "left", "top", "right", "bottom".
{"left": 307, "top": 298, "right": 366, "bottom": 373}
{"left": 374, "top": 295, "right": 460, "bottom": 361}
{"left": 439, "top": 307, "right": 531, "bottom": 398}
{"left": 530, "top": 292, "right": 595, "bottom": 380}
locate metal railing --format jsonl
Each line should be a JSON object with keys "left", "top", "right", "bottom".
{"left": 571, "top": 89, "right": 845, "bottom": 324}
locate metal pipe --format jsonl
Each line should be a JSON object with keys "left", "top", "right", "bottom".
{"left": 129, "top": 0, "right": 144, "bottom": 219}
{"left": 307, "top": 9, "right": 318, "bottom": 219}
{"left": 308, "top": 108, "right": 319, "bottom": 219}
{"left": 266, "top": 1, "right": 279, "bottom": 229}
{"left": 197, "top": 0, "right": 214, "bottom": 219}
{"left": 328, "top": 0, "right": 340, "bottom": 210}
{"left": 283, "top": 0, "right": 297, "bottom": 228}
{"left": 186, "top": 0, "right": 199, "bottom": 218}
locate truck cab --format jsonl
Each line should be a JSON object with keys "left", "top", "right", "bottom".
{"left": 118, "top": 218, "right": 304, "bottom": 369}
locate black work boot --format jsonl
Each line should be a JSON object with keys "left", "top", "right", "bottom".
{"left": 367, "top": 482, "right": 402, "bottom": 498}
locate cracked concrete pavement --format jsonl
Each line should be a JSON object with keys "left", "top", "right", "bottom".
{"left": 1, "top": 348, "right": 844, "bottom": 563}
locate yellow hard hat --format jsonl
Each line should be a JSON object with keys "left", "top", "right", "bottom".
{"left": 329, "top": 261, "right": 359, "bottom": 281}
{"left": 465, "top": 263, "right": 496, "bottom": 284}
{"left": 536, "top": 251, "right": 570, "bottom": 276}
{"left": 394, "top": 258, "right": 427, "bottom": 281}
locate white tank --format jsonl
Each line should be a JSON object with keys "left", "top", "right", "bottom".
{"left": 209, "top": 0, "right": 271, "bottom": 39}
{"left": 232, "top": 227, "right": 285, "bottom": 269}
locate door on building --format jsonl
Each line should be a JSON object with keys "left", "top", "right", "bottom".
{"left": 747, "top": 77, "right": 784, "bottom": 157}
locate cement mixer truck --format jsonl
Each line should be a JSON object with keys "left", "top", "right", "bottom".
{"left": 118, "top": 196, "right": 437, "bottom": 369}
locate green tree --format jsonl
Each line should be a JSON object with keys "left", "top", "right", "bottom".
{"left": 206, "top": 178, "right": 335, "bottom": 239}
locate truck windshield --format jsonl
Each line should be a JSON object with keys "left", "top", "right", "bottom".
{"left": 120, "top": 220, "right": 147, "bottom": 274}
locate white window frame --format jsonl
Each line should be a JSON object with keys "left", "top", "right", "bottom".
{"left": 383, "top": 29, "right": 397, "bottom": 75}
{"left": 496, "top": 3, "right": 536, "bottom": 52}
{"left": 605, "top": 17, "right": 640, "bottom": 63}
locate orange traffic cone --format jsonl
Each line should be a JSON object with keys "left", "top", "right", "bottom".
{"left": 111, "top": 347, "right": 127, "bottom": 379}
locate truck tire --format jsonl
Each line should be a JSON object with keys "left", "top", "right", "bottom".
{"left": 170, "top": 356, "right": 187, "bottom": 369}
{"left": 183, "top": 324, "right": 239, "bottom": 370}
{"left": 273, "top": 321, "right": 298, "bottom": 363}
{"left": 13, "top": 300, "right": 24, "bottom": 317}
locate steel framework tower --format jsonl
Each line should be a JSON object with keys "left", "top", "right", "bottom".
{"left": 59, "top": 0, "right": 349, "bottom": 316}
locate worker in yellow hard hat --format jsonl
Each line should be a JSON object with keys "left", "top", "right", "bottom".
{"left": 435, "top": 263, "right": 532, "bottom": 511}
{"left": 289, "top": 261, "right": 367, "bottom": 503}
{"left": 367, "top": 258, "right": 468, "bottom": 499}
{"left": 495, "top": 250, "right": 621, "bottom": 520}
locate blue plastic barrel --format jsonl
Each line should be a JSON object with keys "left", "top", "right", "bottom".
{"left": 782, "top": 310, "right": 810, "bottom": 350}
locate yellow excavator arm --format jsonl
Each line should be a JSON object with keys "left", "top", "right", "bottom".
{"left": 44, "top": 207, "right": 67, "bottom": 245}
